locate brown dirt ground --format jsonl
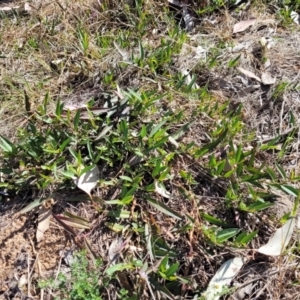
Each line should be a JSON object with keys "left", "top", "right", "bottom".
{"left": 0, "top": 199, "right": 73, "bottom": 299}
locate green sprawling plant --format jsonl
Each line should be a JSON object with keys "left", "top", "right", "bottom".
{"left": 1, "top": 0, "right": 300, "bottom": 299}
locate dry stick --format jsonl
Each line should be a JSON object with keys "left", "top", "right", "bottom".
{"left": 54, "top": 253, "right": 64, "bottom": 282}
{"left": 255, "top": 285, "right": 268, "bottom": 299}
{"left": 28, "top": 236, "right": 42, "bottom": 298}
{"left": 279, "top": 96, "right": 286, "bottom": 135}
{"left": 27, "top": 254, "right": 31, "bottom": 298}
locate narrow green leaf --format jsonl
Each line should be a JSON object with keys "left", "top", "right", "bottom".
{"left": 24, "top": 90, "right": 31, "bottom": 113}
{"left": 121, "top": 195, "right": 134, "bottom": 204}
{"left": 235, "top": 145, "right": 243, "bottom": 163}
{"left": 275, "top": 162, "right": 286, "bottom": 179}
{"left": 260, "top": 135, "right": 281, "bottom": 150}
{"left": 60, "top": 170, "right": 75, "bottom": 178}
{"left": 281, "top": 185, "right": 298, "bottom": 197}
{"left": 59, "top": 138, "right": 71, "bottom": 152}
{"left": 171, "top": 121, "right": 195, "bottom": 140}
{"left": 94, "top": 125, "right": 113, "bottom": 142}
{"left": 73, "top": 110, "right": 81, "bottom": 130}
{"left": 19, "top": 198, "right": 45, "bottom": 214}
{"left": 140, "top": 124, "right": 147, "bottom": 138}
{"left": 87, "top": 140, "right": 95, "bottom": 161}
{"left": 159, "top": 256, "right": 169, "bottom": 272}
{"left": 105, "top": 199, "right": 123, "bottom": 205}
{"left": 0, "top": 136, "right": 16, "bottom": 154}
{"left": 69, "top": 148, "right": 79, "bottom": 162}
{"left": 228, "top": 54, "right": 241, "bottom": 68}
{"left": 139, "top": 40, "right": 144, "bottom": 60}
{"left": 55, "top": 98, "right": 63, "bottom": 117}
{"left": 196, "top": 128, "right": 228, "bottom": 157}
{"left": 148, "top": 136, "right": 169, "bottom": 151}
{"left": 105, "top": 263, "right": 133, "bottom": 276}
{"left": 216, "top": 160, "right": 226, "bottom": 175}
{"left": 244, "top": 201, "right": 274, "bottom": 212}
{"left": 235, "top": 161, "right": 243, "bottom": 177}
{"left": 201, "top": 213, "right": 230, "bottom": 227}
{"left": 152, "top": 159, "right": 162, "bottom": 178}
{"left": 240, "top": 230, "right": 257, "bottom": 244}
{"left": 119, "top": 176, "right": 132, "bottom": 182}
{"left": 147, "top": 197, "right": 182, "bottom": 220}
{"left": 216, "top": 228, "right": 239, "bottom": 243}
{"left": 266, "top": 167, "right": 276, "bottom": 181}
{"left": 105, "top": 222, "right": 125, "bottom": 232}
{"left": 165, "top": 263, "right": 179, "bottom": 278}
{"left": 235, "top": 231, "right": 247, "bottom": 243}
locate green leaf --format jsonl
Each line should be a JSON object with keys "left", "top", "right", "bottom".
{"left": 171, "top": 121, "right": 195, "bottom": 140}
{"left": 216, "top": 160, "right": 226, "bottom": 175}
{"left": 152, "top": 159, "right": 162, "bottom": 178}
{"left": 195, "top": 128, "right": 228, "bottom": 157}
{"left": 236, "top": 230, "right": 258, "bottom": 245}
{"left": 69, "top": 148, "right": 81, "bottom": 163}
{"left": 148, "top": 136, "right": 169, "bottom": 151}
{"left": 165, "top": 263, "right": 179, "bottom": 278}
{"left": 216, "top": 228, "right": 239, "bottom": 243}
{"left": 24, "top": 90, "right": 31, "bottom": 113}
{"left": 159, "top": 256, "right": 169, "bottom": 272}
{"left": 105, "top": 222, "right": 125, "bottom": 232}
{"left": 105, "top": 263, "right": 133, "bottom": 276}
{"left": 139, "top": 40, "right": 144, "bottom": 60}
{"left": 0, "top": 136, "right": 16, "bottom": 154}
{"left": 59, "top": 138, "right": 71, "bottom": 152}
{"left": 119, "top": 176, "right": 132, "bottom": 182}
{"left": 60, "top": 170, "right": 75, "bottom": 178}
{"left": 94, "top": 125, "right": 113, "bottom": 142}
{"left": 147, "top": 197, "right": 182, "bottom": 220}
{"left": 120, "top": 195, "right": 134, "bottom": 205}
{"left": 275, "top": 162, "right": 286, "bottom": 180}
{"left": 269, "top": 183, "right": 299, "bottom": 197}
{"left": 236, "top": 162, "right": 243, "bottom": 177}
{"left": 86, "top": 140, "right": 95, "bottom": 161}
{"left": 150, "top": 119, "right": 168, "bottom": 137}
{"left": 19, "top": 198, "right": 46, "bottom": 214}
{"left": 228, "top": 54, "right": 241, "bottom": 68}
{"left": 260, "top": 135, "right": 281, "bottom": 150}
{"left": 201, "top": 213, "right": 230, "bottom": 227}
{"left": 281, "top": 185, "right": 298, "bottom": 197}
{"left": 73, "top": 110, "right": 81, "bottom": 130}
{"left": 266, "top": 167, "right": 276, "bottom": 181}
{"left": 140, "top": 124, "right": 147, "bottom": 138}
{"left": 242, "top": 201, "right": 274, "bottom": 212}
{"left": 55, "top": 98, "right": 63, "bottom": 117}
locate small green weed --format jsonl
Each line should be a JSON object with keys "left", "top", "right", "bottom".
{"left": 39, "top": 251, "right": 105, "bottom": 300}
